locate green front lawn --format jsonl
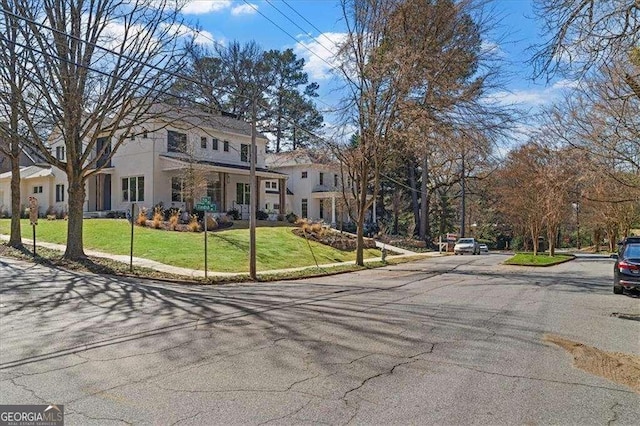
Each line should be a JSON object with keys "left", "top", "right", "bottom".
{"left": 504, "top": 253, "right": 574, "bottom": 266}
{"left": 0, "top": 219, "right": 380, "bottom": 272}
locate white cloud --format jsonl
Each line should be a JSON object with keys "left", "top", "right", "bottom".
{"left": 295, "top": 32, "right": 346, "bottom": 81}
{"left": 161, "top": 23, "right": 215, "bottom": 45}
{"left": 488, "top": 79, "right": 579, "bottom": 108}
{"left": 481, "top": 40, "right": 505, "bottom": 57}
{"left": 182, "top": 0, "right": 232, "bottom": 15}
{"left": 231, "top": 3, "right": 257, "bottom": 16}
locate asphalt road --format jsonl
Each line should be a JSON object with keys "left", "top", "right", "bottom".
{"left": 0, "top": 253, "right": 638, "bottom": 425}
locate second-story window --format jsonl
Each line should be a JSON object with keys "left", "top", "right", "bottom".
{"left": 301, "top": 171, "right": 307, "bottom": 179}
{"left": 212, "top": 138, "right": 219, "bottom": 150}
{"left": 201, "top": 136, "right": 207, "bottom": 149}
{"left": 223, "top": 141, "right": 229, "bottom": 152}
{"left": 168, "top": 130, "right": 187, "bottom": 153}
{"left": 240, "top": 144, "right": 249, "bottom": 162}
{"left": 334, "top": 174, "right": 339, "bottom": 187}
{"left": 96, "top": 137, "right": 112, "bottom": 168}
{"left": 319, "top": 172, "right": 324, "bottom": 185}
{"left": 55, "top": 146, "right": 65, "bottom": 161}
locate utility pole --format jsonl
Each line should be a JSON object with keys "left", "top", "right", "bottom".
{"left": 249, "top": 98, "right": 257, "bottom": 280}
{"left": 460, "top": 153, "right": 466, "bottom": 238}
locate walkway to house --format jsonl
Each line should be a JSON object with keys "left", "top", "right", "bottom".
{"left": 1, "top": 234, "right": 442, "bottom": 279}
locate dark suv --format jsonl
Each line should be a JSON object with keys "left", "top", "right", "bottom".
{"left": 613, "top": 236, "right": 640, "bottom": 294}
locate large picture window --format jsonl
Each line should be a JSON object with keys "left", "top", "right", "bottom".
{"left": 301, "top": 198, "right": 308, "bottom": 218}
{"left": 122, "top": 176, "right": 144, "bottom": 202}
{"left": 236, "top": 182, "right": 250, "bottom": 205}
{"left": 207, "top": 180, "right": 222, "bottom": 208}
{"left": 168, "top": 130, "right": 187, "bottom": 153}
{"left": 171, "top": 177, "right": 185, "bottom": 202}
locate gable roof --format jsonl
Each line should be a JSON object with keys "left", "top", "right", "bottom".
{"left": 0, "top": 165, "right": 54, "bottom": 180}
{"left": 147, "top": 104, "right": 268, "bottom": 141}
{"left": 266, "top": 149, "right": 336, "bottom": 168}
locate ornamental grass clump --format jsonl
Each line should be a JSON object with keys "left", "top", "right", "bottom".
{"left": 188, "top": 214, "right": 201, "bottom": 232}
{"left": 169, "top": 210, "right": 179, "bottom": 230}
{"left": 136, "top": 208, "right": 147, "bottom": 226}
{"left": 152, "top": 207, "right": 163, "bottom": 229}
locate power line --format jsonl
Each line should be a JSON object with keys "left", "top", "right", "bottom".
{"left": 265, "top": 0, "right": 337, "bottom": 59}
{"left": 281, "top": 0, "right": 342, "bottom": 54}
{"left": 241, "top": 0, "right": 340, "bottom": 77}
{"left": 0, "top": 6, "right": 330, "bottom": 144}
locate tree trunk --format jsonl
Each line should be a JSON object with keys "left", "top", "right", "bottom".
{"left": 547, "top": 226, "right": 556, "bottom": 257}
{"left": 408, "top": 163, "right": 420, "bottom": 236}
{"left": 9, "top": 152, "right": 22, "bottom": 248}
{"left": 594, "top": 228, "right": 601, "bottom": 252}
{"left": 419, "top": 156, "right": 429, "bottom": 242}
{"left": 531, "top": 226, "right": 538, "bottom": 255}
{"left": 355, "top": 173, "right": 368, "bottom": 266}
{"left": 64, "top": 175, "right": 87, "bottom": 260}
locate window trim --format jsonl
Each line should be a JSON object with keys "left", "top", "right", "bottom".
{"left": 168, "top": 130, "right": 187, "bottom": 153}
{"left": 122, "top": 176, "right": 145, "bottom": 202}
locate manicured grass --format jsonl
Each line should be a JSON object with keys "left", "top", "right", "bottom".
{"left": 1, "top": 243, "right": 428, "bottom": 284}
{"left": 0, "top": 219, "right": 380, "bottom": 272}
{"left": 504, "top": 252, "right": 574, "bottom": 266}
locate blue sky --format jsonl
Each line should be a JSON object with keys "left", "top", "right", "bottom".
{"left": 178, "top": 0, "right": 569, "bottom": 139}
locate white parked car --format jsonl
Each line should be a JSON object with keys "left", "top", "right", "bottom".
{"left": 479, "top": 244, "right": 489, "bottom": 253}
{"left": 454, "top": 238, "right": 480, "bottom": 255}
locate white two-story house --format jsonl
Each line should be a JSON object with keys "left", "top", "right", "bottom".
{"left": 266, "top": 149, "right": 350, "bottom": 225}
{"left": 1, "top": 105, "right": 288, "bottom": 219}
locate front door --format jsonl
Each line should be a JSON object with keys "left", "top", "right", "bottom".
{"left": 102, "top": 175, "right": 111, "bottom": 210}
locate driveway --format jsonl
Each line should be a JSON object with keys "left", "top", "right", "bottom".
{"left": 0, "top": 253, "right": 638, "bottom": 424}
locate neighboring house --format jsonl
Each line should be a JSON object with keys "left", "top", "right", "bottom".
{"left": 0, "top": 165, "right": 62, "bottom": 217}
{"left": 0, "top": 142, "right": 57, "bottom": 216}
{"left": 1, "top": 105, "right": 288, "bottom": 219}
{"left": 266, "top": 149, "right": 349, "bottom": 225}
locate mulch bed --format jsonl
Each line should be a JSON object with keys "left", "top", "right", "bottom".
{"left": 292, "top": 228, "right": 377, "bottom": 251}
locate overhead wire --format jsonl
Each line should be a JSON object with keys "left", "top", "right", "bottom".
{"left": 0, "top": 5, "right": 500, "bottom": 201}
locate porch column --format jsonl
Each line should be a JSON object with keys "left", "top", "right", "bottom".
{"left": 220, "top": 172, "right": 226, "bottom": 212}
{"left": 331, "top": 195, "right": 336, "bottom": 227}
{"left": 372, "top": 197, "right": 377, "bottom": 222}
{"left": 279, "top": 178, "right": 286, "bottom": 214}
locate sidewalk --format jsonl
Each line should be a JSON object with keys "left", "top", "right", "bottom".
{"left": 1, "top": 234, "right": 443, "bottom": 279}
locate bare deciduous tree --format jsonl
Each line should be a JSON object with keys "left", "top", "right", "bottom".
{"left": 532, "top": 0, "right": 640, "bottom": 86}
{"left": 0, "top": 0, "right": 188, "bottom": 260}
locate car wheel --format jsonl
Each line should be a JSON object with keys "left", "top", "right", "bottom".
{"left": 613, "top": 284, "right": 623, "bottom": 294}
